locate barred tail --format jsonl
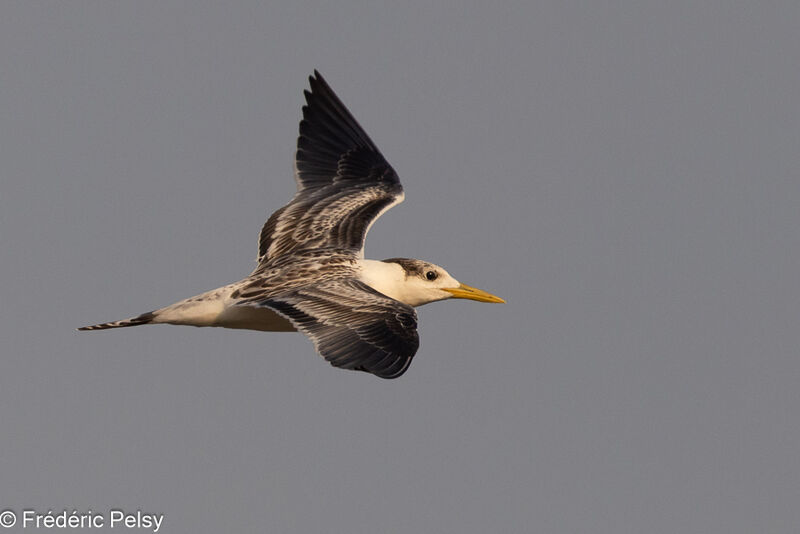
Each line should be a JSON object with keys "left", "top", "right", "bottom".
{"left": 77, "top": 311, "right": 156, "bottom": 331}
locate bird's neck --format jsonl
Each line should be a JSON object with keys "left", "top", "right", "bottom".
{"left": 358, "top": 259, "right": 416, "bottom": 306}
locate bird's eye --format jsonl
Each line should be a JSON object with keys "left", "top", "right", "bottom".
{"left": 426, "top": 271, "right": 438, "bottom": 281}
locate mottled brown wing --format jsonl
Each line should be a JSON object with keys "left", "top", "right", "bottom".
{"left": 257, "top": 71, "right": 404, "bottom": 265}
{"left": 235, "top": 279, "right": 419, "bottom": 379}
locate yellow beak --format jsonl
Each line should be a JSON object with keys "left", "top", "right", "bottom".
{"left": 443, "top": 283, "right": 506, "bottom": 303}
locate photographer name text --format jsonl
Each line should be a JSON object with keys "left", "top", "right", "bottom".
{"left": 0, "top": 509, "right": 162, "bottom": 532}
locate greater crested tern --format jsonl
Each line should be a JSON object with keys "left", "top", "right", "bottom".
{"left": 79, "top": 71, "right": 504, "bottom": 379}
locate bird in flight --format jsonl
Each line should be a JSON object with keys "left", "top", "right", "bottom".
{"left": 79, "top": 71, "right": 504, "bottom": 379}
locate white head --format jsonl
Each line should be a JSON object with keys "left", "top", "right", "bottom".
{"left": 359, "top": 258, "right": 505, "bottom": 308}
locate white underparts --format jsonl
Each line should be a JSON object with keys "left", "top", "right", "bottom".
{"left": 214, "top": 306, "right": 296, "bottom": 331}
{"left": 150, "top": 285, "right": 296, "bottom": 332}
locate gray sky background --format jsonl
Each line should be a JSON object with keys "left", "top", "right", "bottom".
{"left": 2, "top": 2, "right": 799, "bottom": 533}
